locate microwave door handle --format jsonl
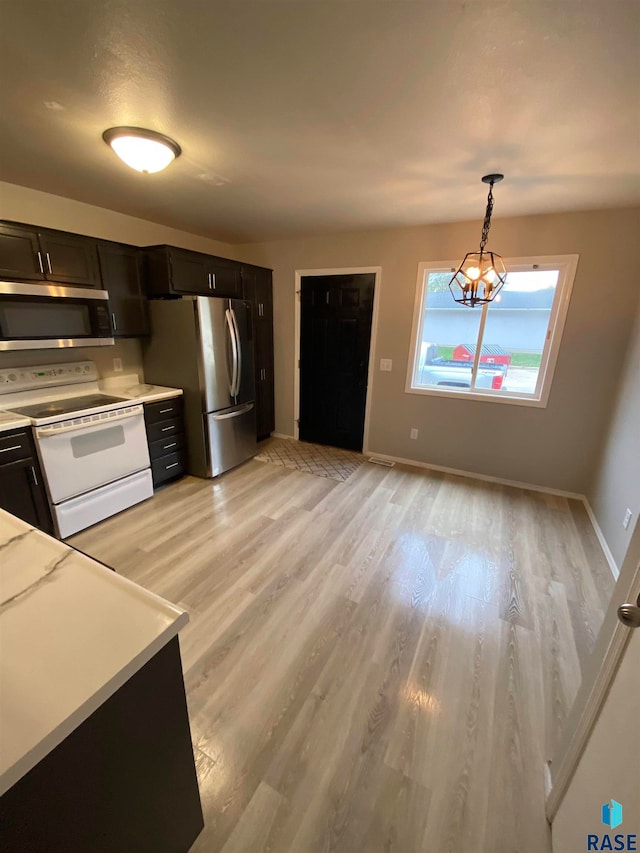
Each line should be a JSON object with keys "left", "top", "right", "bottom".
{"left": 230, "top": 308, "right": 242, "bottom": 397}
{"left": 225, "top": 308, "right": 239, "bottom": 398}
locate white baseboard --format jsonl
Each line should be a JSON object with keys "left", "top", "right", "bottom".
{"left": 270, "top": 432, "right": 295, "bottom": 440}
{"left": 581, "top": 498, "right": 620, "bottom": 580}
{"left": 362, "top": 449, "right": 585, "bottom": 500}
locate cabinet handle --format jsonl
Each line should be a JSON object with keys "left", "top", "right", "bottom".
{"left": 207, "top": 273, "right": 212, "bottom": 290}
{"left": 0, "top": 444, "right": 23, "bottom": 453}
{"left": 45, "top": 252, "right": 52, "bottom": 274}
{"left": 161, "top": 426, "right": 176, "bottom": 432}
{"left": 31, "top": 466, "right": 39, "bottom": 486}
{"left": 112, "top": 312, "right": 117, "bottom": 331}
{"left": 163, "top": 442, "right": 177, "bottom": 450}
{"left": 165, "top": 462, "right": 179, "bottom": 469}
{"left": 259, "top": 303, "right": 263, "bottom": 317}
{"left": 159, "top": 407, "right": 173, "bottom": 414}
{"left": 211, "top": 273, "right": 216, "bottom": 290}
{"left": 36, "top": 251, "right": 44, "bottom": 274}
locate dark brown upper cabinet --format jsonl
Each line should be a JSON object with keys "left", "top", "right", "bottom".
{"left": 0, "top": 221, "right": 101, "bottom": 288}
{"left": 98, "top": 241, "right": 150, "bottom": 337}
{"left": 144, "top": 246, "right": 242, "bottom": 299}
{"left": 0, "top": 223, "right": 44, "bottom": 281}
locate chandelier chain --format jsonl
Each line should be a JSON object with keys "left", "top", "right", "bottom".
{"left": 479, "top": 182, "right": 494, "bottom": 253}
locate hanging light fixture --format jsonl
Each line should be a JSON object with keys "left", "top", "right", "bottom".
{"left": 448, "top": 174, "right": 507, "bottom": 308}
{"left": 102, "top": 127, "right": 181, "bottom": 174}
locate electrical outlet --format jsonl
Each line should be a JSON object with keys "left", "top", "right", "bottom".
{"left": 623, "top": 508, "right": 633, "bottom": 530}
{"left": 410, "top": 428, "right": 419, "bottom": 440}
{"left": 380, "top": 358, "right": 393, "bottom": 372}
{"left": 113, "top": 357, "right": 123, "bottom": 373}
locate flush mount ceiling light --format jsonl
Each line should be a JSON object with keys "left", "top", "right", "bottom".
{"left": 449, "top": 174, "right": 507, "bottom": 308}
{"left": 102, "top": 127, "right": 181, "bottom": 174}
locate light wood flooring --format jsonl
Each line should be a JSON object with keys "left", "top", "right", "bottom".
{"left": 70, "top": 459, "right": 614, "bottom": 853}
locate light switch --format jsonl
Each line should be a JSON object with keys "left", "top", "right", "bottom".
{"left": 380, "top": 358, "right": 393, "bottom": 372}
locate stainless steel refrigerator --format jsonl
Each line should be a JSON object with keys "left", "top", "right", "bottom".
{"left": 143, "top": 297, "right": 257, "bottom": 478}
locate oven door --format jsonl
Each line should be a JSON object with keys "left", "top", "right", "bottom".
{"left": 35, "top": 406, "right": 150, "bottom": 504}
{"left": 0, "top": 282, "right": 114, "bottom": 350}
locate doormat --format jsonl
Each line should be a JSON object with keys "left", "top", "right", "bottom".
{"left": 255, "top": 437, "right": 364, "bottom": 482}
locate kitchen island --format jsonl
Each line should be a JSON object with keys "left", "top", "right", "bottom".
{"left": 0, "top": 509, "right": 203, "bottom": 852}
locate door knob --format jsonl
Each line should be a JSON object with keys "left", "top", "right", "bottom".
{"left": 617, "top": 594, "right": 640, "bottom": 628}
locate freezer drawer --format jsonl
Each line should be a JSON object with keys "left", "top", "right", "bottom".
{"left": 205, "top": 402, "right": 257, "bottom": 477}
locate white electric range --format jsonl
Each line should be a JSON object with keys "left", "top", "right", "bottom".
{"left": 0, "top": 360, "right": 153, "bottom": 538}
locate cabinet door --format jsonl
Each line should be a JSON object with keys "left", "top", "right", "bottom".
{"left": 38, "top": 231, "right": 101, "bottom": 287}
{"left": 252, "top": 268, "right": 275, "bottom": 439}
{"left": 0, "top": 455, "right": 53, "bottom": 533}
{"left": 0, "top": 223, "right": 45, "bottom": 281}
{"left": 207, "top": 258, "right": 242, "bottom": 298}
{"left": 168, "top": 250, "right": 212, "bottom": 295}
{"left": 98, "top": 243, "right": 149, "bottom": 336}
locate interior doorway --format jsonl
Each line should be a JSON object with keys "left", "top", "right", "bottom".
{"left": 295, "top": 269, "right": 379, "bottom": 452}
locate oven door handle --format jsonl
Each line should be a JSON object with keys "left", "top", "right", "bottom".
{"left": 36, "top": 407, "right": 143, "bottom": 438}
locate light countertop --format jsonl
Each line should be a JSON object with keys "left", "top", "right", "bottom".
{"left": 0, "top": 411, "right": 32, "bottom": 434}
{"left": 0, "top": 509, "right": 188, "bottom": 796}
{"left": 99, "top": 373, "right": 183, "bottom": 405}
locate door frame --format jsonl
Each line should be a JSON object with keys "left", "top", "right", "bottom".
{"left": 294, "top": 267, "right": 381, "bottom": 451}
{"left": 546, "top": 519, "right": 640, "bottom": 820}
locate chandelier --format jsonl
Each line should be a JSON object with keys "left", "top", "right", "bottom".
{"left": 449, "top": 174, "right": 507, "bottom": 308}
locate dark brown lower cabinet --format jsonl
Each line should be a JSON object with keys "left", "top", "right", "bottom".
{"left": 0, "top": 428, "right": 52, "bottom": 533}
{"left": 144, "top": 397, "right": 187, "bottom": 487}
{"left": 0, "top": 636, "right": 204, "bottom": 852}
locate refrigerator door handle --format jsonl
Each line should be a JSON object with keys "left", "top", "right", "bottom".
{"left": 230, "top": 307, "right": 242, "bottom": 397}
{"left": 212, "top": 402, "right": 254, "bottom": 421}
{"left": 225, "top": 308, "right": 239, "bottom": 398}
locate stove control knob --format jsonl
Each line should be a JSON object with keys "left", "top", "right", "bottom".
{"left": 8, "top": 373, "right": 17, "bottom": 382}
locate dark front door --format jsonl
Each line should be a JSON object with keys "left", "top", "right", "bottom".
{"left": 299, "top": 273, "right": 374, "bottom": 451}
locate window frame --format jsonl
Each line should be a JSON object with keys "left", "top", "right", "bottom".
{"left": 405, "top": 254, "right": 579, "bottom": 408}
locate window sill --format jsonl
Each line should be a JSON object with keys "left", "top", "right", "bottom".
{"left": 405, "top": 384, "right": 548, "bottom": 408}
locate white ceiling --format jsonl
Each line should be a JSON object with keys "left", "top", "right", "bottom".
{"left": 1, "top": 1, "right": 639, "bottom": 243}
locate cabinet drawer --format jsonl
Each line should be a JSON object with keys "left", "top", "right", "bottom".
{"left": 145, "top": 417, "right": 183, "bottom": 444}
{"left": 152, "top": 450, "right": 186, "bottom": 486}
{"left": 144, "top": 397, "right": 183, "bottom": 425}
{"left": 149, "top": 431, "right": 186, "bottom": 461}
{"left": 0, "top": 429, "right": 32, "bottom": 465}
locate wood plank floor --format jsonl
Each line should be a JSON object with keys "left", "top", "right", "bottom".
{"left": 70, "top": 459, "right": 614, "bottom": 853}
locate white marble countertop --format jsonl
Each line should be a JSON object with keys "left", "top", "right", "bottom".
{"left": 0, "top": 509, "right": 188, "bottom": 796}
{"left": 0, "top": 410, "right": 32, "bottom": 434}
{"left": 99, "top": 373, "right": 183, "bottom": 405}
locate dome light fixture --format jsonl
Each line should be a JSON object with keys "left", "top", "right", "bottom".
{"left": 102, "top": 126, "right": 181, "bottom": 174}
{"left": 449, "top": 174, "right": 507, "bottom": 308}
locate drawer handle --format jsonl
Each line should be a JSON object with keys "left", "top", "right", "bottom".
{"left": 161, "top": 426, "right": 176, "bottom": 432}
{"left": 0, "top": 444, "right": 23, "bottom": 453}
{"left": 165, "top": 462, "right": 179, "bottom": 469}
{"left": 159, "top": 407, "right": 173, "bottom": 414}
{"left": 163, "top": 442, "right": 177, "bottom": 450}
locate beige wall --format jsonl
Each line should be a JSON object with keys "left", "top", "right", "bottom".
{"left": 0, "top": 181, "right": 236, "bottom": 255}
{"left": 235, "top": 207, "right": 640, "bottom": 494}
{"left": 588, "top": 309, "right": 640, "bottom": 568}
{"left": 0, "top": 181, "right": 236, "bottom": 383}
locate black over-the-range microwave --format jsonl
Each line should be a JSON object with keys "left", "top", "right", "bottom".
{"left": 0, "top": 282, "right": 115, "bottom": 350}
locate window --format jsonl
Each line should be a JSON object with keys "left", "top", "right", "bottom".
{"left": 406, "top": 255, "right": 578, "bottom": 407}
